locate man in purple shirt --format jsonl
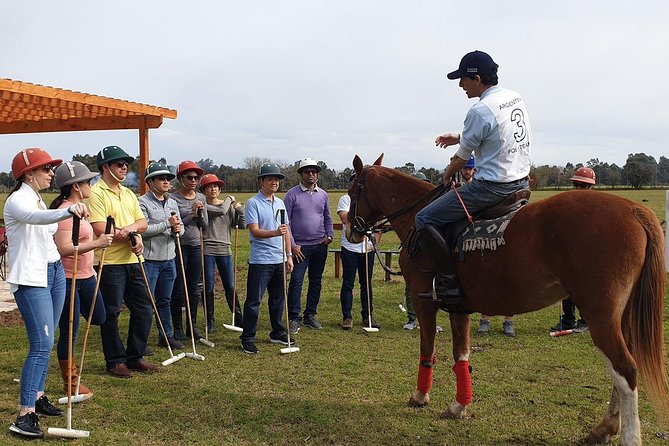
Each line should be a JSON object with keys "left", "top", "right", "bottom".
{"left": 284, "top": 158, "right": 334, "bottom": 334}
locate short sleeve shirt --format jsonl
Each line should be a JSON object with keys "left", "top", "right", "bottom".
{"left": 88, "top": 179, "right": 145, "bottom": 265}
{"left": 245, "top": 192, "right": 288, "bottom": 264}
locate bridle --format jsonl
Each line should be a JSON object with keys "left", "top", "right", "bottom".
{"left": 348, "top": 166, "right": 446, "bottom": 276}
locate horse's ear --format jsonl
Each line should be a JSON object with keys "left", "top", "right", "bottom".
{"left": 373, "top": 154, "right": 384, "bottom": 166}
{"left": 353, "top": 155, "right": 363, "bottom": 174}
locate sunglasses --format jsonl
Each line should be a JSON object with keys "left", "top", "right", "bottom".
{"left": 302, "top": 169, "right": 318, "bottom": 175}
{"left": 78, "top": 179, "right": 92, "bottom": 186}
{"left": 184, "top": 175, "right": 199, "bottom": 181}
{"left": 573, "top": 182, "right": 590, "bottom": 189}
{"left": 41, "top": 165, "right": 53, "bottom": 173}
{"left": 156, "top": 176, "right": 171, "bottom": 182}
{"left": 114, "top": 161, "right": 129, "bottom": 168}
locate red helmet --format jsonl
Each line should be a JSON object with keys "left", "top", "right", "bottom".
{"left": 569, "top": 167, "right": 596, "bottom": 185}
{"left": 11, "top": 148, "right": 62, "bottom": 180}
{"left": 199, "top": 173, "right": 225, "bottom": 192}
{"left": 176, "top": 160, "right": 204, "bottom": 177}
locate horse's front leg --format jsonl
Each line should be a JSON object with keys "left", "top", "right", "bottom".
{"left": 408, "top": 295, "right": 439, "bottom": 408}
{"left": 440, "top": 312, "right": 471, "bottom": 419}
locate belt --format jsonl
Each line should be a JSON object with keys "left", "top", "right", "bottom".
{"left": 480, "top": 176, "right": 528, "bottom": 185}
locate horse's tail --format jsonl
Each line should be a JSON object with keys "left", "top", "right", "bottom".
{"left": 626, "top": 206, "right": 668, "bottom": 423}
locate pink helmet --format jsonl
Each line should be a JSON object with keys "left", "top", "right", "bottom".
{"left": 569, "top": 167, "right": 596, "bottom": 185}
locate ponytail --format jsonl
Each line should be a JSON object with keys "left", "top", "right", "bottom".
{"left": 49, "top": 184, "right": 74, "bottom": 209}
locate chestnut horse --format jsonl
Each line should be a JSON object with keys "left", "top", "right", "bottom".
{"left": 347, "top": 154, "right": 668, "bottom": 446}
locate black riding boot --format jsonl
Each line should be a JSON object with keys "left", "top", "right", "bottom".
{"left": 415, "top": 226, "right": 464, "bottom": 310}
{"left": 206, "top": 290, "right": 215, "bottom": 332}
{"left": 225, "top": 291, "right": 244, "bottom": 327}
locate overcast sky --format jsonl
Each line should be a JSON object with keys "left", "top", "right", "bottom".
{"left": 1, "top": 0, "right": 667, "bottom": 174}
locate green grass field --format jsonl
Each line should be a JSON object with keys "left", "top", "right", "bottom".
{"left": 0, "top": 189, "right": 667, "bottom": 445}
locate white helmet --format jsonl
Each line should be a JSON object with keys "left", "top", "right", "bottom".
{"left": 297, "top": 158, "right": 321, "bottom": 173}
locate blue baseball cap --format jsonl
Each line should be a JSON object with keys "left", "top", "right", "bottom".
{"left": 447, "top": 50, "right": 497, "bottom": 80}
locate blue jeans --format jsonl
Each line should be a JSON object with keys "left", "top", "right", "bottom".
{"left": 98, "top": 264, "right": 153, "bottom": 369}
{"left": 339, "top": 248, "right": 375, "bottom": 320}
{"left": 204, "top": 255, "right": 234, "bottom": 296}
{"left": 57, "top": 275, "right": 106, "bottom": 359}
{"left": 13, "top": 261, "right": 65, "bottom": 407}
{"left": 415, "top": 178, "right": 529, "bottom": 230}
{"left": 240, "top": 263, "right": 287, "bottom": 344}
{"left": 287, "top": 243, "right": 328, "bottom": 321}
{"left": 171, "top": 243, "right": 202, "bottom": 330}
{"left": 144, "top": 259, "right": 177, "bottom": 340}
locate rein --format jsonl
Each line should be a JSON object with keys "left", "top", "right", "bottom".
{"left": 349, "top": 167, "right": 446, "bottom": 276}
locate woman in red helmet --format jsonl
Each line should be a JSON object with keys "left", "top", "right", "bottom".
{"left": 171, "top": 160, "right": 208, "bottom": 340}
{"left": 550, "top": 167, "right": 596, "bottom": 333}
{"left": 200, "top": 174, "right": 245, "bottom": 331}
{"left": 4, "top": 149, "right": 87, "bottom": 438}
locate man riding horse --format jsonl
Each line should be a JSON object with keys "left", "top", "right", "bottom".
{"left": 414, "top": 50, "right": 532, "bottom": 304}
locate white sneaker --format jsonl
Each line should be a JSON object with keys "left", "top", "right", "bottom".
{"left": 403, "top": 321, "right": 418, "bottom": 330}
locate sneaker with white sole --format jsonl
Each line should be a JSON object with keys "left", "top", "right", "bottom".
{"left": 242, "top": 342, "right": 259, "bottom": 354}
{"left": 288, "top": 319, "right": 301, "bottom": 335}
{"left": 403, "top": 321, "right": 418, "bottom": 330}
{"left": 269, "top": 334, "right": 296, "bottom": 346}
{"left": 34, "top": 395, "right": 62, "bottom": 417}
{"left": 9, "top": 412, "right": 43, "bottom": 438}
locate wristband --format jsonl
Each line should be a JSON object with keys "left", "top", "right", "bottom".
{"left": 287, "top": 253, "right": 293, "bottom": 257}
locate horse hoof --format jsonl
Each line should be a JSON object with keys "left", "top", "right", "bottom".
{"left": 586, "top": 431, "right": 614, "bottom": 444}
{"left": 408, "top": 398, "right": 428, "bottom": 408}
{"left": 408, "top": 392, "right": 429, "bottom": 408}
{"left": 440, "top": 402, "right": 467, "bottom": 419}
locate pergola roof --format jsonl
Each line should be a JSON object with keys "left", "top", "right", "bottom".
{"left": 0, "top": 78, "right": 177, "bottom": 193}
{"left": 0, "top": 78, "right": 176, "bottom": 134}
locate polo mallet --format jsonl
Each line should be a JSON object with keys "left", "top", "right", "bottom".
{"left": 550, "top": 329, "right": 574, "bottom": 337}
{"left": 197, "top": 208, "right": 215, "bottom": 348}
{"left": 223, "top": 219, "right": 243, "bottom": 332}
{"left": 362, "top": 234, "right": 379, "bottom": 333}
{"left": 60, "top": 215, "right": 114, "bottom": 405}
{"left": 129, "top": 232, "right": 186, "bottom": 366}
{"left": 175, "top": 230, "right": 205, "bottom": 361}
{"left": 48, "top": 216, "right": 90, "bottom": 439}
{"left": 279, "top": 209, "right": 299, "bottom": 354}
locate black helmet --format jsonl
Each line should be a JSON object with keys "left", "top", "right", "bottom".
{"left": 257, "top": 163, "right": 285, "bottom": 179}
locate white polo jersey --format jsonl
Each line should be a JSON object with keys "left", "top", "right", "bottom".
{"left": 457, "top": 85, "right": 532, "bottom": 182}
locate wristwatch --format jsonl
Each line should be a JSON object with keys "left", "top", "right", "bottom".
{"left": 327, "top": 236, "right": 333, "bottom": 242}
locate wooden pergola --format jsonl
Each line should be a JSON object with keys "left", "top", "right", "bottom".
{"left": 0, "top": 78, "right": 177, "bottom": 193}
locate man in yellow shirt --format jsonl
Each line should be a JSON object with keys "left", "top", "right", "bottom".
{"left": 88, "top": 146, "right": 160, "bottom": 378}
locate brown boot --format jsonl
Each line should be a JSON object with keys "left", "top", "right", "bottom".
{"left": 58, "top": 359, "right": 92, "bottom": 396}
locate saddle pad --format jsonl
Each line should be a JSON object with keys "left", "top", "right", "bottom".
{"left": 456, "top": 211, "right": 518, "bottom": 253}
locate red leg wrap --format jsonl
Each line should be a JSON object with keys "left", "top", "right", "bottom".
{"left": 417, "top": 355, "right": 436, "bottom": 394}
{"left": 452, "top": 360, "right": 472, "bottom": 405}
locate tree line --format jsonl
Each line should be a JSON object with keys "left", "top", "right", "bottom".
{"left": 1, "top": 153, "right": 667, "bottom": 192}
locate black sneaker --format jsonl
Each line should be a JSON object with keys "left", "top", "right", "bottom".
{"left": 187, "top": 328, "right": 203, "bottom": 340}
{"left": 269, "top": 334, "right": 296, "bottom": 346}
{"left": 34, "top": 395, "right": 63, "bottom": 417}
{"left": 303, "top": 314, "right": 322, "bottom": 330}
{"left": 9, "top": 412, "right": 43, "bottom": 438}
{"left": 288, "top": 319, "right": 301, "bottom": 335}
{"left": 550, "top": 320, "right": 576, "bottom": 332}
{"left": 242, "top": 342, "right": 259, "bottom": 354}
{"left": 173, "top": 328, "right": 187, "bottom": 341}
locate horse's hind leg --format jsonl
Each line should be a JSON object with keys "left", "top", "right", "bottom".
{"left": 587, "top": 386, "right": 620, "bottom": 445}
{"left": 440, "top": 312, "right": 471, "bottom": 419}
{"left": 588, "top": 326, "right": 641, "bottom": 446}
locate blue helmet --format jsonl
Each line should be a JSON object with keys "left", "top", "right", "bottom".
{"left": 464, "top": 155, "right": 475, "bottom": 168}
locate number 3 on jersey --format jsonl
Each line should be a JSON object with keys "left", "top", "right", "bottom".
{"left": 511, "top": 108, "right": 527, "bottom": 142}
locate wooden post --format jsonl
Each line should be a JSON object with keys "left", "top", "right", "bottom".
{"left": 138, "top": 124, "right": 149, "bottom": 194}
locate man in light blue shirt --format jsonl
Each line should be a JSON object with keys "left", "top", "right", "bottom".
{"left": 240, "top": 163, "right": 295, "bottom": 354}
{"left": 415, "top": 50, "right": 532, "bottom": 304}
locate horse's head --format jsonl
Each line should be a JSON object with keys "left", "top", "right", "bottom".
{"left": 345, "top": 154, "right": 386, "bottom": 244}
